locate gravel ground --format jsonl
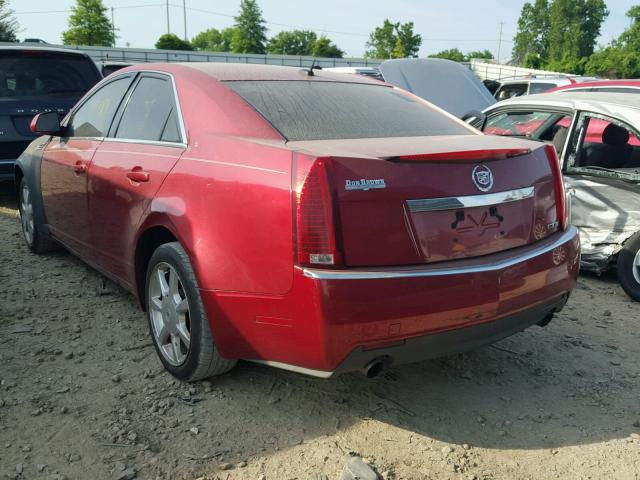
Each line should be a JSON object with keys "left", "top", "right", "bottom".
{"left": 1, "top": 184, "right": 639, "bottom": 480}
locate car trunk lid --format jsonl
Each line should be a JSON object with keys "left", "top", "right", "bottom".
{"left": 289, "top": 135, "right": 562, "bottom": 267}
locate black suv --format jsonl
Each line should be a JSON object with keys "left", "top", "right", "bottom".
{"left": 0, "top": 46, "right": 102, "bottom": 182}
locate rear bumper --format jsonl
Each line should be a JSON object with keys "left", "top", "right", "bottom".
{"left": 203, "top": 226, "right": 580, "bottom": 376}
{"left": 256, "top": 295, "right": 568, "bottom": 378}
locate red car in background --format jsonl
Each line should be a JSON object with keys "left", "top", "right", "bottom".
{"left": 16, "top": 64, "right": 579, "bottom": 381}
{"left": 547, "top": 79, "right": 640, "bottom": 94}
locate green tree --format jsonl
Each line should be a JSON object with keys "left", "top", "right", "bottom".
{"left": 312, "top": 36, "right": 344, "bottom": 58}
{"left": 585, "top": 6, "right": 640, "bottom": 78}
{"left": 61, "top": 0, "right": 115, "bottom": 47}
{"left": 617, "top": 5, "right": 640, "bottom": 51}
{"left": 391, "top": 38, "right": 406, "bottom": 58}
{"left": 365, "top": 19, "right": 421, "bottom": 59}
{"left": 0, "top": 0, "right": 19, "bottom": 42}
{"left": 513, "top": 0, "right": 550, "bottom": 66}
{"left": 512, "top": 0, "right": 607, "bottom": 71}
{"left": 547, "top": 0, "right": 608, "bottom": 69}
{"left": 231, "top": 0, "right": 268, "bottom": 54}
{"left": 155, "top": 33, "right": 193, "bottom": 51}
{"left": 192, "top": 27, "right": 236, "bottom": 52}
{"left": 395, "top": 22, "right": 421, "bottom": 58}
{"left": 267, "top": 30, "right": 317, "bottom": 55}
{"left": 429, "top": 48, "right": 466, "bottom": 62}
{"left": 467, "top": 49, "right": 494, "bottom": 60}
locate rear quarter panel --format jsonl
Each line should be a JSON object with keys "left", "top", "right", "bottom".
{"left": 152, "top": 137, "right": 293, "bottom": 294}
{"left": 134, "top": 67, "right": 294, "bottom": 296}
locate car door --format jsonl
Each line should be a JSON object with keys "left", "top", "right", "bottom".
{"left": 88, "top": 73, "right": 186, "bottom": 287}
{"left": 40, "top": 74, "right": 134, "bottom": 257}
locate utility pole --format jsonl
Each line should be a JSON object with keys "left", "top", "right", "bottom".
{"left": 497, "top": 21, "right": 505, "bottom": 64}
{"left": 166, "top": 0, "right": 170, "bottom": 34}
{"left": 183, "top": 0, "right": 187, "bottom": 41}
{"left": 111, "top": 7, "right": 115, "bottom": 47}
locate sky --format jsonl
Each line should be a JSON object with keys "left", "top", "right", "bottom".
{"left": 8, "top": 0, "right": 639, "bottom": 61}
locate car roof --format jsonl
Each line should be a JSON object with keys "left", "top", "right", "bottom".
{"left": 499, "top": 77, "right": 564, "bottom": 85}
{"left": 549, "top": 79, "right": 640, "bottom": 92}
{"left": 163, "top": 63, "right": 386, "bottom": 84}
{"left": 489, "top": 91, "right": 640, "bottom": 110}
{"left": 485, "top": 91, "right": 640, "bottom": 126}
{"left": 0, "top": 45, "right": 91, "bottom": 57}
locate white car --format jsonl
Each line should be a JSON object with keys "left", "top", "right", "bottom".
{"left": 476, "top": 92, "right": 640, "bottom": 301}
{"left": 493, "top": 76, "right": 597, "bottom": 101}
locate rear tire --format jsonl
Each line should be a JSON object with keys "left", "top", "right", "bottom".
{"left": 617, "top": 233, "right": 640, "bottom": 302}
{"left": 18, "top": 178, "right": 57, "bottom": 254}
{"left": 145, "top": 242, "right": 236, "bottom": 381}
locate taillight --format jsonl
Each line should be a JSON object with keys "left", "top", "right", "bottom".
{"left": 293, "top": 155, "right": 342, "bottom": 266}
{"left": 545, "top": 144, "right": 568, "bottom": 231}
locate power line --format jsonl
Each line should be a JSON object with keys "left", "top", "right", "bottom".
{"left": 13, "top": 3, "right": 165, "bottom": 14}
{"left": 13, "top": 3, "right": 514, "bottom": 44}
{"left": 170, "top": 3, "right": 513, "bottom": 42}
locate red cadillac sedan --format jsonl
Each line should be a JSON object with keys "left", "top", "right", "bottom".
{"left": 16, "top": 63, "right": 580, "bottom": 381}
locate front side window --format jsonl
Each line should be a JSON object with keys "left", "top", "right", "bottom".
{"left": 225, "top": 81, "right": 471, "bottom": 141}
{"left": 67, "top": 77, "right": 131, "bottom": 138}
{"left": 565, "top": 112, "right": 640, "bottom": 179}
{"left": 115, "top": 76, "right": 179, "bottom": 142}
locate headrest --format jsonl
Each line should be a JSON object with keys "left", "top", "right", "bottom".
{"left": 602, "top": 123, "right": 630, "bottom": 146}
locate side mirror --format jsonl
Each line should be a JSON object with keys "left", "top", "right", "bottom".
{"left": 30, "top": 112, "right": 64, "bottom": 136}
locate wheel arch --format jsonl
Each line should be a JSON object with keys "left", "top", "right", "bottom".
{"left": 134, "top": 221, "right": 180, "bottom": 310}
{"left": 15, "top": 136, "right": 50, "bottom": 233}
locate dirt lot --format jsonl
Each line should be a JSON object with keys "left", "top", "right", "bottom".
{"left": 1, "top": 184, "right": 639, "bottom": 480}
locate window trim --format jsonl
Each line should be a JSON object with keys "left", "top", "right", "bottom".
{"left": 107, "top": 72, "right": 183, "bottom": 147}
{"left": 61, "top": 73, "right": 136, "bottom": 141}
{"left": 565, "top": 110, "right": 640, "bottom": 173}
{"left": 62, "top": 70, "right": 187, "bottom": 148}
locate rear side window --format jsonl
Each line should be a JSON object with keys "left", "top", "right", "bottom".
{"left": 529, "top": 82, "right": 555, "bottom": 94}
{"left": 484, "top": 111, "right": 555, "bottom": 137}
{"left": 67, "top": 77, "right": 131, "bottom": 138}
{"left": 495, "top": 83, "right": 527, "bottom": 101}
{"left": 225, "top": 81, "right": 471, "bottom": 141}
{"left": 116, "top": 76, "right": 179, "bottom": 142}
{"left": 0, "top": 51, "right": 100, "bottom": 99}
{"left": 591, "top": 87, "right": 640, "bottom": 94}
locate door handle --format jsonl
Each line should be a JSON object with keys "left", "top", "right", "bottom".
{"left": 126, "top": 166, "right": 150, "bottom": 183}
{"left": 73, "top": 161, "right": 87, "bottom": 174}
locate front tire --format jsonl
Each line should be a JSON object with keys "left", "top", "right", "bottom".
{"left": 145, "top": 242, "right": 236, "bottom": 381}
{"left": 617, "top": 233, "right": 640, "bottom": 302}
{"left": 18, "top": 178, "right": 56, "bottom": 254}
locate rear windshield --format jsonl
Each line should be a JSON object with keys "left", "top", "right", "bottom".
{"left": 225, "top": 80, "right": 471, "bottom": 141}
{"left": 0, "top": 51, "right": 101, "bottom": 100}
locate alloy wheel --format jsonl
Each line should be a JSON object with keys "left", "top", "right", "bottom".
{"left": 633, "top": 248, "right": 640, "bottom": 284}
{"left": 20, "top": 183, "right": 34, "bottom": 246}
{"left": 148, "top": 262, "right": 192, "bottom": 366}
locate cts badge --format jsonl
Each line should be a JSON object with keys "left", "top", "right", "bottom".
{"left": 472, "top": 165, "right": 494, "bottom": 192}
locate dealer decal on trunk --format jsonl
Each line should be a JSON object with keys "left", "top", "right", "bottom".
{"left": 345, "top": 179, "right": 387, "bottom": 191}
